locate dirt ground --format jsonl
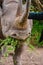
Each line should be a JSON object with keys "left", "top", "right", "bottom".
{"left": 0, "top": 47, "right": 43, "bottom": 65}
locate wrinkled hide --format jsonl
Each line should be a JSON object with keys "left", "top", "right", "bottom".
{"left": 1, "top": 0, "right": 33, "bottom": 40}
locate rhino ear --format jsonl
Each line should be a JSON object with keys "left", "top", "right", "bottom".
{"left": 16, "top": 0, "right": 22, "bottom": 16}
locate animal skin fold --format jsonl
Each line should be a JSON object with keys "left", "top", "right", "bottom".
{"left": 1, "top": 0, "right": 33, "bottom": 40}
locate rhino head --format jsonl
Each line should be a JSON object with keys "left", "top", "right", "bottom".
{"left": 1, "top": 0, "right": 33, "bottom": 40}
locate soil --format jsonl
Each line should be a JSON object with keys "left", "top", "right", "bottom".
{"left": 0, "top": 47, "right": 43, "bottom": 65}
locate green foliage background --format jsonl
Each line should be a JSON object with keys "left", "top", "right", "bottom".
{"left": 30, "top": 20, "right": 43, "bottom": 47}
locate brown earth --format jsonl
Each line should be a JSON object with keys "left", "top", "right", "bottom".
{"left": 0, "top": 47, "right": 43, "bottom": 65}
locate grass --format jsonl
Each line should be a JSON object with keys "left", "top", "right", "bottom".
{"left": 30, "top": 20, "right": 43, "bottom": 47}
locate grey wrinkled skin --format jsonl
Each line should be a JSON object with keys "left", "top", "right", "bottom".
{"left": 1, "top": 0, "right": 33, "bottom": 40}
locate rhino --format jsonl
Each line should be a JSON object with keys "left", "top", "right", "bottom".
{"left": 0, "top": 0, "right": 33, "bottom": 40}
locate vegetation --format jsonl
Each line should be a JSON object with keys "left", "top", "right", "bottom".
{"left": 30, "top": 20, "right": 43, "bottom": 47}
{"left": 23, "top": 0, "right": 43, "bottom": 11}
